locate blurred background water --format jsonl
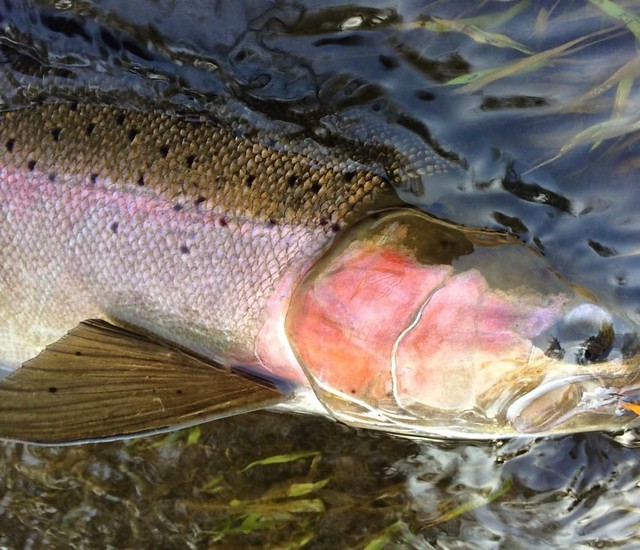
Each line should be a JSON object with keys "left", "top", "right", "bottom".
{"left": 2, "top": 1, "right": 640, "bottom": 548}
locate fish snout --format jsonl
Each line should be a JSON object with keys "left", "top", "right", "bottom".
{"left": 506, "top": 304, "right": 640, "bottom": 434}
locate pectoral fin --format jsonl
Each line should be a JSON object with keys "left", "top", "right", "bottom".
{"left": 0, "top": 319, "right": 287, "bottom": 445}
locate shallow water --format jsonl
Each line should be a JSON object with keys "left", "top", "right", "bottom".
{"left": 2, "top": 0, "right": 640, "bottom": 547}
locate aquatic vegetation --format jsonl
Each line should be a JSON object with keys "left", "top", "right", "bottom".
{"left": 0, "top": 414, "right": 421, "bottom": 548}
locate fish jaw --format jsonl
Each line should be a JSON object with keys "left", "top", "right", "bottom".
{"left": 284, "top": 210, "right": 640, "bottom": 438}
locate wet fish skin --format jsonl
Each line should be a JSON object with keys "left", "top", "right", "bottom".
{"left": 0, "top": 102, "right": 394, "bottom": 374}
{"left": 2, "top": 102, "right": 639, "bottom": 442}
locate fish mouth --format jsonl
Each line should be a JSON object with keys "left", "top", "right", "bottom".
{"left": 506, "top": 373, "right": 640, "bottom": 434}
{"left": 504, "top": 303, "right": 640, "bottom": 434}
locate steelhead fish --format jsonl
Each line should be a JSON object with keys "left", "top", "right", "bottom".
{"left": 0, "top": 102, "right": 639, "bottom": 444}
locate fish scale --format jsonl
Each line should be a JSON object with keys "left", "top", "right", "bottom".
{"left": 0, "top": 102, "right": 391, "bottom": 374}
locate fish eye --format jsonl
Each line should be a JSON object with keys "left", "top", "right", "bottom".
{"left": 575, "top": 320, "right": 615, "bottom": 364}
{"left": 550, "top": 304, "right": 616, "bottom": 365}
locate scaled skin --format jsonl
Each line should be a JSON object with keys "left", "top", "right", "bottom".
{"left": 0, "top": 103, "right": 417, "bottom": 379}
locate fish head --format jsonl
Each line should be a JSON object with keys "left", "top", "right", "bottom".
{"left": 285, "top": 210, "right": 640, "bottom": 438}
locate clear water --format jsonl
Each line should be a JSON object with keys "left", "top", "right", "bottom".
{"left": 2, "top": 0, "right": 640, "bottom": 547}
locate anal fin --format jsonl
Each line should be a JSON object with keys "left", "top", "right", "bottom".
{"left": 0, "top": 319, "right": 287, "bottom": 444}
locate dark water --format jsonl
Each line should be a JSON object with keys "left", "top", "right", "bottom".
{"left": 2, "top": 0, "right": 640, "bottom": 547}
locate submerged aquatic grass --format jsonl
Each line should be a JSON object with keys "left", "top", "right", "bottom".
{"left": 0, "top": 412, "right": 420, "bottom": 548}
{"left": 448, "top": 31, "right": 610, "bottom": 93}
{"left": 409, "top": 15, "right": 533, "bottom": 55}
{"left": 589, "top": 0, "right": 640, "bottom": 42}
{"left": 321, "top": 0, "right": 640, "bottom": 176}
{"left": 425, "top": 477, "right": 514, "bottom": 528}
{"left": 390, "top": 0, "right": 640, "bottom": 171}
{"left": 242, "top": 450, "right": 321, "bottom": 471}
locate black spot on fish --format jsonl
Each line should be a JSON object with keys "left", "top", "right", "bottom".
{"left": 176, "top": 389, "right": 183, "bottom": 395}
{"left": 330, "top": 223, "right": 341, "bottom": 233}
{"left": 115, "top": 113, "right": 125, "bottom": 125}
{"left": 287, "top": 174, "right": 299, "bottom": 187}
{"left": 173, "top": 203, "right": 183, "bottom": 212}
{"left": 110, "top": 221, "right": 119, "bottom": 234}
{"left": 344, "top": 171, "right": 356, "bottom": 182}
{"left": 310, "top": 182, "right": 321, "bottom": 194}
{"left": 70, "top": 102, "right": 78, "bottom": 112}
{"left": 159, "top": 144, "right": 169, "bottom": 158}
{"left": 137, "top": 173, "right": 145, "bottom": 186}
{"left": 245, "top": 174, "right": 255, "bottom": 188}
{"left": 48, "top": 386, "right": 58, "bottom": 393}
{"left": 86, "top": 122, "right": 96, "bottom": 136}
{"left": 5, "top": 138, "right": 14, "bottom": 152}
{"left": 90, "top": 173, "right": 98, "bottom": 184}
{"left": 48, "top": 173, "right": 56, "bottom": 182}
{"left": 185, "top": 154, "right": 196, "bottom": 168}
{"left": 194, "top": 195, "right": 205, "bottom": 205}
{"left": 267, "top": 217, "right": 277, "bottom": 227}
{"left": 75, "top": 351, "right": 82, "bottom": 356}
{"left": 128, "top": 128, "right": 138, "bottom": 142}
{"left": 218, "top": 216, "right": 228, "bottom": 227}
{"left": 27, "top": 159, "right": 36, "bottom": 171}
{"left": 51, "top": 127, "right": 61, "bottom": 141}
{"left": 319, "top": 217, "right": 328, "bottom": 226}
{"left": 179, "top": 244, "right": 190, "bottom": 254}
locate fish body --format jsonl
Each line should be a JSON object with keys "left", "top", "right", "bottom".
{"left": 1, "top": 102, "right": 639, "bottom": 444}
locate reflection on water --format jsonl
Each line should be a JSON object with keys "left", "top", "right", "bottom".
{"left": 2, "top": 0, "right": 640, "bottom": 547}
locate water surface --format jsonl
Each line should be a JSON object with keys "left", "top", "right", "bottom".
{"left": 2, "top": 1, "right": 640, "bottom": 547}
